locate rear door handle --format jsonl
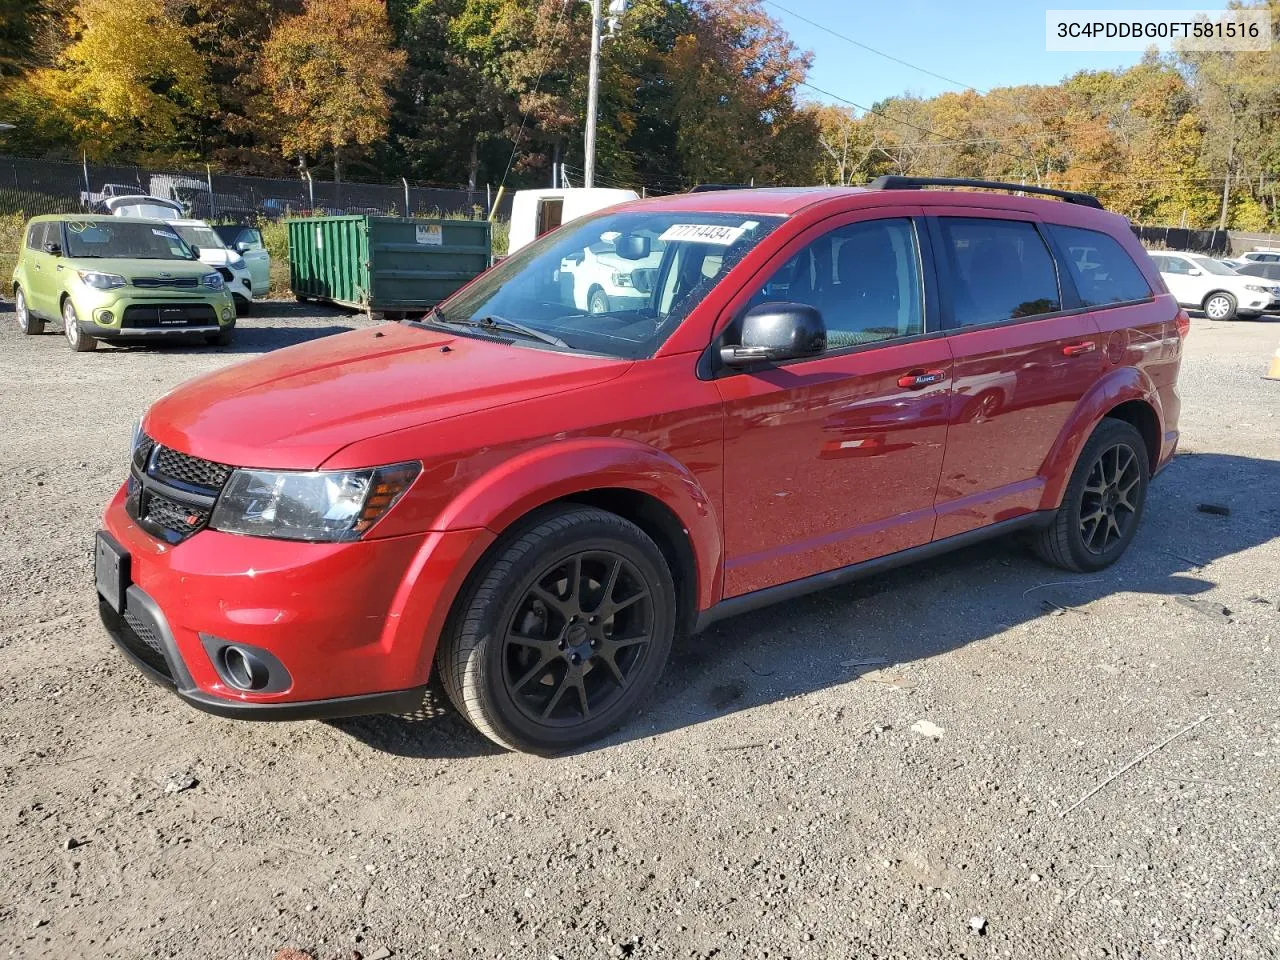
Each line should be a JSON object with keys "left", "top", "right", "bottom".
{"left": 897, "top": 368, "right": 947, "bottom": 389}
{"left": 1062, "top": 341, "right": 1096, "bottom": 357}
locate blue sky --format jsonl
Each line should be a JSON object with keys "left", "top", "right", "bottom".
{"left": 766, "top": 0, "right": 1236, "bottom": 108}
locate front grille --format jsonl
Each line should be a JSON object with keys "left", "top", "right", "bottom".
{"left": 143, "top": 491, "right": 211, "bottom": 535}
{"left": 121, "top": 304, "right": 217, "bottom": 329}
{"left": 132, "top": 276, "right": 199, "bottom": 288}
{"left": 151, "top": 446, "right": 231, "bottom": 491}
{"left": 127, "top": 435, "right": 232, "bottom": 543}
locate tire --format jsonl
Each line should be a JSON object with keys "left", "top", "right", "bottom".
{"left": 62, "top": 298, "right": 96, "bottom": 352}
{"left": 233, "top": 295, "right": 251, "bottom": 316}
{"left": 1203, "top": 291, "right": 1237, "bottom": 321}
{"left": 1032, "top": 418, "right": 1150, "bottom": 572}
{"left": 587, "top": 286, "right": 610, "bottom": 315}
{"left": 437, "top": 505, "right": 676, "bottom": 754}
{"left": 14, "top": 286, "right": 44, "bottom": 335}
{"left": 206, "top": 327, "right": 234, "bottom": 346}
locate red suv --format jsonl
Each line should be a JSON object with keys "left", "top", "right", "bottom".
{"left": 97, "top": 178, "right": 1184, "bottom": 753}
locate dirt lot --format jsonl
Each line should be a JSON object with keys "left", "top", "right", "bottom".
{"left": 0, "top": 303, "right": 1277, "bottom": 960}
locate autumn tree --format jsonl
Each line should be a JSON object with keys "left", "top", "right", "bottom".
{"left": 257, "top": 0, "right": 406, "bottom": 181}
{"left": 15, "top": 0, "right": 211, "bottom": 159}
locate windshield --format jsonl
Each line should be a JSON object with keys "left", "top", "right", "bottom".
{"left": 172, "top": 225, "right": 226, "bottom": 251}
{"left": 434, "top": 209, "right": 783, "bottom": 358}
{"left": 1192, "top": 256, "right": 1237, "bottom": 276}
{"left": 64, "top": 220, "right": 195, "bottom": 260}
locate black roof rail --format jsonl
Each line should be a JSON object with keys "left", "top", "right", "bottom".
{"left": 867, "top": 175, "right": 1104, "bottom": 209}
{"left": 687, "top": 183, "right": 753, "bottom": 193}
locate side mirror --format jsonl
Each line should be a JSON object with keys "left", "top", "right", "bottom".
{"left": 1187, "top": 268, "right": 1202, "bottom": 276}
{"left": 43, "top": 241, "right": 61, "bottom": 256}
{"left": 189, "top": 245, "right": 200, "bottom": 259}
{"left": 235, "top": 241, "right": 251, "bottom": 253}
{"left": 720, "top": 302, "right": 826, "bottom": 367}
{"left": 614, "top": 235, "right": 651, "bottom": 260}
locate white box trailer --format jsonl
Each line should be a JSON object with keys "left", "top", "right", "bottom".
{"left": 506, "top": 187, "right": 638, "bottom": 255}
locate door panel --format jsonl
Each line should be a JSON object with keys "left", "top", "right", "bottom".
{"left": 718, "top": 342, "right": 952, "bottom": 596}
{"left": 25, "top": 223, "right": 57, "bottom": 317}
{"left": 928, "top": 212, "right": 1104, "bottom": 537}
{"left": 935, "top": 314, "right": 1103, "bottom": 536}
{"left": 715, "top": 212, "right": 950, "bottom": 598}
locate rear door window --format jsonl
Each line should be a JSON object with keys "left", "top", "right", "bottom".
{"left": 936, "top": 217, "right": 1061, "bottom": 327}
{"left": 1048, "top": 225, "right": 1151, "bottom": 306}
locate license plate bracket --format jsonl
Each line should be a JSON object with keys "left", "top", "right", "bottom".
{"left": 95, "top": 531, "right": 130, "bottom": 613}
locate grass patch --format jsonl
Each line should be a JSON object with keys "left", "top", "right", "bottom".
{"left": 0, "top": 212, "right": 27, "bottom": 289}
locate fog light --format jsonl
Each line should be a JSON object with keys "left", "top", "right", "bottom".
{"left": 221, "top": 645, "right": 270, "bottom": 691}
{"left": 96, "top": 309, "right": 114, "bottom": 324}
{"left": 221, "top": 306, "right": 233, "bottom": 321}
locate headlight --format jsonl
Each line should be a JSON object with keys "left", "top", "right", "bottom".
{"left": 228, "top": 255, "right": 246, "bottom": 269}
{"left": 201, "top": 272, "right": 224, "bottom": 290}
{"left": 78, "top": 270, "right": 125, "bottom": 290}
{"left": 1245, "top": 284, "right": 1272, "bottom": 293}
{"left": 610, "top": 271, "right": 634, "bottom": 287}
{"left": 209, "top": 462, "right": 420, "bottom": 542}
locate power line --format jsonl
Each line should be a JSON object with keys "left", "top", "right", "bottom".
{"left": 762, "top": 0, "right": 984, "bottom": 95}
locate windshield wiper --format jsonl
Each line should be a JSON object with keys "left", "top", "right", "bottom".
{"left": 459, "top": 315, "right": 571, "bottom": 349}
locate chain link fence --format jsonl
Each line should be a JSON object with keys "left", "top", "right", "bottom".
{"left": 0, "top": 154, "right": 508, "bottom": 222}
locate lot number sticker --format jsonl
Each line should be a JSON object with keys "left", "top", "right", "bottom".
{"left": 658, "top": 223, "right": 747, "bottom": 245}
{"left": 315, "top": 226, "right": 323, "bottom": 250}
{"left": 416, "top": 224, "right": 443, "bottom": 245}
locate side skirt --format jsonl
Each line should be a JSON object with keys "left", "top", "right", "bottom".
{"left": 692, "top": 512, "right": 1054, "bottom": 633}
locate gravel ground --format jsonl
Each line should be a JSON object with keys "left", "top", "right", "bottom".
{"left": 0, "top": 304, "right": 1277, "bottom": 960}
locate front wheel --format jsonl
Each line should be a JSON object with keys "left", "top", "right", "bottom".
{"left": 437, "top": 506, "right": 676, "bottom": 753}
{"left": 1032, "top": 419, "right": 1150, "bottom": 572}
{"left": 1203, "top": 291, "right": 1237, "bottom": 321}
{"left": 587, "top": 287, "right": 610, "bottom": 315}
{"left": 62, "top": 298, "right": 96, "bottom": 352}
{"left": 15, "top": 287, "right": 44, "bottom": 335}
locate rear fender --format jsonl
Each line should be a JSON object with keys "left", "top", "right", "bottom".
{"left": 434, "top": 437, "right": 723, "bottom": 611}
{"left": 1039, "top": 366, "right": 1164, "bottom": 509}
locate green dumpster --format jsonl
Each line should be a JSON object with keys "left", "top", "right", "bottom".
{"left": 287, "top": 215, "right": 490, "bottom": 314}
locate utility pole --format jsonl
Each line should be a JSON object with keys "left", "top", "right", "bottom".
{"left": 584, "top": 0, "right": 602, "bottom": 189}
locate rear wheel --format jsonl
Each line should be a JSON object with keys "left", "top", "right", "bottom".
{"left": 15, "top": 287, "right": 43, "bottom": 335}
{"left": 62, "top": 298, "right": 96, "bottom": 352}
{"left": 1033, "top": 419, "right": 1149, "bottom": 572}
{"left": 1203, "top": 291, "right": 1237, "bottom": 321}
{"left": 437, "top": 506, "right": 676, "bottom": 753}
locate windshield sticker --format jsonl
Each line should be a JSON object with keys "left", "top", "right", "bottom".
{"left": 415, "top": 224, "right": 443, "bottom": 246}
{"left": 741, "top": 220, "right": 760, "bottom": 231}
{"left": 658, "top": 223, "right": 747, "bottom": 245}
{"left": 152, "top": 229, "right": 179, "bottom": 239}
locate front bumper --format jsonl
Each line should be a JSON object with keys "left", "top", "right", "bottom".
{"left": 75, "top": 289, "right": 236, "bottom": 335}
{"left": 98, "top": 484, "right": 494, "bottom": 720}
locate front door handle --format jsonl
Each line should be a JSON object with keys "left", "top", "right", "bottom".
{"left": 1062, "top": 340, "right": 1096, "bottom": 357}
{"left": 897, "top": 368, "right": 947, "bottom": 389}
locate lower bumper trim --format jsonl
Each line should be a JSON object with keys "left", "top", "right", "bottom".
{"left": 175, "top": 685, "right": 430, "bottom": 721}
{"left": 90, "top": 324, "right": 223, "bottom": 338}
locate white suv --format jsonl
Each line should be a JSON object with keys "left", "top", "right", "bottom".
{"left": 1147, "top": 250, "right": 1280, "bottom": 320}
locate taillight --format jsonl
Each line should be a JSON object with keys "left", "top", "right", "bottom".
{"left": 1175, "top": 309, "right": 1191, "bottom": 339}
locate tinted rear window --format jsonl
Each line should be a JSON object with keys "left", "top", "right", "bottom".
{"left": 1049, "top": 225, "right": 1151, "bottom": 306}
{"left": 937, "top": 218, "right": 1061, "bottom": 327}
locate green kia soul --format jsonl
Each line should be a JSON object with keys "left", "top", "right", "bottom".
{"left": 11, "top": 215, "right": 237, "bottom": 352}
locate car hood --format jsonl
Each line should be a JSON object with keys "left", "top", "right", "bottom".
{"left": 71, "top": 258, "right": 213, "bottom": 279}
{"left": 144, "top": 324, "right": 631, "bottom": 470}
{"left": 196, "top": 247, "right": 235, "bottom": 267}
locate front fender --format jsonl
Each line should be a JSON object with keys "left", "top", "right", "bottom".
{"left": 1038, "top": 365, "right": 1165, "bottom": 510}
{"left": 433, "top": 437, "right": 723, "bottom": 612}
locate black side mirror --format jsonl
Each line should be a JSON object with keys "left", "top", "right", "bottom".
{"left": 43, "top": 242, "right": 61, "bottom": 256}
{"left": 615, "top": 235, "right": 651, "bottom": 260}
{"left": 189, "top": 245, "right": 200, "bottom": 259}
{"left": 720, "top": 302, "right": 826, "bottom": 367}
